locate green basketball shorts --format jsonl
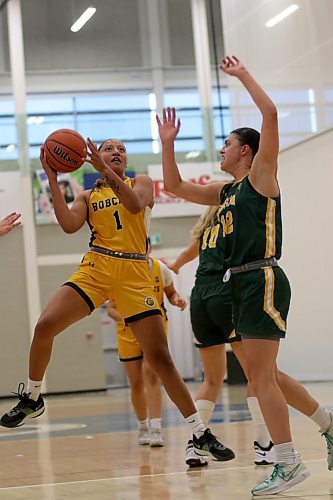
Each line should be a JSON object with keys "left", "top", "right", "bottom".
{"left": 231, "top": 266, "right": 291, "bottom": 340}
{"left": 190, "top": 276, "right": 241, "bottom": 348}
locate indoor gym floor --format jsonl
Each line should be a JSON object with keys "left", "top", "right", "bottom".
{"left": 0, "top": 382, "right": 332, "bottom": 500}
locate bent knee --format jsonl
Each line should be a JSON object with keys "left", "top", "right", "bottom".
{"left": 128, "top": 378, "right": 145, "bottom": 393}
{"left": 247, "top": 370, "right": 276, "bottom": 393}
{"left": 144, "top": 371, "right": 159, "bottom": 386}
{"left": 145, "top": 347, "right": 173, "bottom": 371}
{"left": 203, "top": 375, "right": 223, "bottom": 389}
{"left": 34, "top": 316, "right": 58, "bottom": 341}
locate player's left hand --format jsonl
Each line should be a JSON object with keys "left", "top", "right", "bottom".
{"left": 156, "top": 107, "right": 181, "bottom": 144}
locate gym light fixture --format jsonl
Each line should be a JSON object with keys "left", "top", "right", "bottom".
{"left": 265, "top": 4, "right": 299, "bottom": 28}
{"left": 71, "top": 7, "right": 96, "bottom": 33}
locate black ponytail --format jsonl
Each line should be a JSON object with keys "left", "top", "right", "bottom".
{"left": 231, "top": 127, "right": 260, "bottom": 158}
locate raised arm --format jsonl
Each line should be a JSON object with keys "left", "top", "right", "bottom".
{"left": 86, "top": 139, "right": 153, "bottom": 213}
{"left": 156, "top": 108, "right": 223, "bottom": 205}
{"left": 41, "top": 147, "right": 87, "bottom": 233}
{"left": 161, "top": 240, "right": 199, "bottom": 275}
{"left": 220, "top": 56, "right": 279, "bottom": 197}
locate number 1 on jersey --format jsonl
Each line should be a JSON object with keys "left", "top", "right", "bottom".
{"left": 113, "top": 210, "right": 123, "bottom": 230}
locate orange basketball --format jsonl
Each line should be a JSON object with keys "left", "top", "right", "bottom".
{"left": 44, "top": 129, "right": 87, "bottom": 173}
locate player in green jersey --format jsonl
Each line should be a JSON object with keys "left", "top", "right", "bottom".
{"left": 164, "top": 206, "right": 333, "bottom": 470}
{"left": 157, "top": 55, "right": 333, "bottom": 495}
{"left": 163, "top": 205, "right": 275, "bottom": 467}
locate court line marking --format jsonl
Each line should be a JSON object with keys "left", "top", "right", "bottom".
{"left": 0, "top": 458, "right": 326, "bottom": 491}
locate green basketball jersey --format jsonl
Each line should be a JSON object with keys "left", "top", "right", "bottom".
{"left": 195, "top": 212, "right": 226, "bottom": 279}
{"left": 219, "top": 176, "right": 282, "bottom": 267}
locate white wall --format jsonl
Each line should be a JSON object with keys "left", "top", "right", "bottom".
{"left": 221, "top": 0, "right": 333, "bottom": 86}
{"left": 277, "top": 128, "right": 333, "bottom": 380}
{"left": 166, "top": 257, "right": 199, "bottom": 379}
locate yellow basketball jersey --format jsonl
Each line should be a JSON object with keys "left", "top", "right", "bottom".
{"left": 150, "top": 257, "right": 167, "bottom": 320}
{"left": 88, "top": 178, "right": 151, "bottom": 254}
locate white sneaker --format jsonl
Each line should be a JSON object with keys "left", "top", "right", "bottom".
{"left": 150, "top": 428, "right": 165, "bottom": 447}
{"left": 185, "top": 440, "right": 209, "bottom": 468}
{"left": 254, "top": 440, "right": 275, "bottom": 466}
{"left": 138, "top": 428, "right": 150, "bottom": 445}
{"left": 322, "top": 414, "right": 333, "bottom": 471}
{"left": 251, "top": 455, "right": 310, "bottom": 496}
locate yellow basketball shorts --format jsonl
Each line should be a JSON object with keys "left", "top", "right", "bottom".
{"left": 64, "top": 251, "right": 161, "bottom": 323}
{"left": 117, "top": 317, "right": 168, "bottom": 362}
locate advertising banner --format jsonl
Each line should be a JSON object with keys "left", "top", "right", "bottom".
{"left": 148, "top": 163, "right": 232, "bottom": 218}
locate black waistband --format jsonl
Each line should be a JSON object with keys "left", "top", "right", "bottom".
{"left": 223, "top": 258, "right": 278, "bottom": 282}
{"left": 90, "top": 245, "right": 147, "bottom": 261}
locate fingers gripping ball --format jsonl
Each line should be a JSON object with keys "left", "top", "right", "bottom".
{"left": 44, "top": 129, "right": 87, "bottom": 173}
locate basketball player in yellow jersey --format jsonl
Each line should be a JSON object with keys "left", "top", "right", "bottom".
{"left": 108, "top": 238, "right": 187, "bottom": 448}
{"left": 0, "top": 138, "right": 233, "bottom": 464}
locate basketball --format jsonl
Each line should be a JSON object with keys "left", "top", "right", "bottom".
{"left": 44, "top": 129, "right": 87, "bottom": 173}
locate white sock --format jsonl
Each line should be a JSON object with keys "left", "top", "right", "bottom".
{"left": 275, "top": 442, "right": 296, "bottom": 465}
{"left": 310, "top": 405, "right": 332, "bottom": 433}
{"left": 150, "top": 418, "right": 161, "bottom": 430}
{"left": 247, "top": 396, "right": 272, "bottom": 447}
{"left": 27, "top": 378, "right": 42, "bottom": 401}
{"left": 186, "top": 412, "right": 205, "bottom": 438}
{"left": 195, "top": 399, "right": 215, "bottom": 427}
{"left": 138, "top": 418, "right": 149, "bottom": 430}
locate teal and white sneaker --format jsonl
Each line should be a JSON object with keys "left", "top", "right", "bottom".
{"left": 322, "top": 428, "right": 333, "bottom": 471}
{"left": 251, "top": 456, "right": 310, "bottom": 496}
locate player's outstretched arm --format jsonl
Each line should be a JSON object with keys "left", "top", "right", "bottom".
{"left": 157, "top": 107, "right": 223, "bottom": 206}
{"left": 220, "top": 55, "right": 279, "bottom": 197}
{"left": 161, "top": 240, "right": 199, "bottom": 275}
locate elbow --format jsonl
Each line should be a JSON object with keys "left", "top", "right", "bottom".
{"left": 164, "top": 180, "right": 179, "bottom": 196}
{"left": 164, "top": 181, "right": 174, "bottom": 194}
{"left": 269, "top": 106, "right": 278, "bottom": 118}
{"left": 126, "top": 203, "right": 142, "bottom": 215}
{"left": 62, "top": 225, "right": 77, "bottom": 234}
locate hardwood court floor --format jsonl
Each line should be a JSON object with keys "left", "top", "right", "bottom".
{"left": 0, "top": 382, "right": 332, "bottom": 499}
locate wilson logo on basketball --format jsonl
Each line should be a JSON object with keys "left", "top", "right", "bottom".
{"left": 53, "top": 146, "right": 79, "bottom": 166}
